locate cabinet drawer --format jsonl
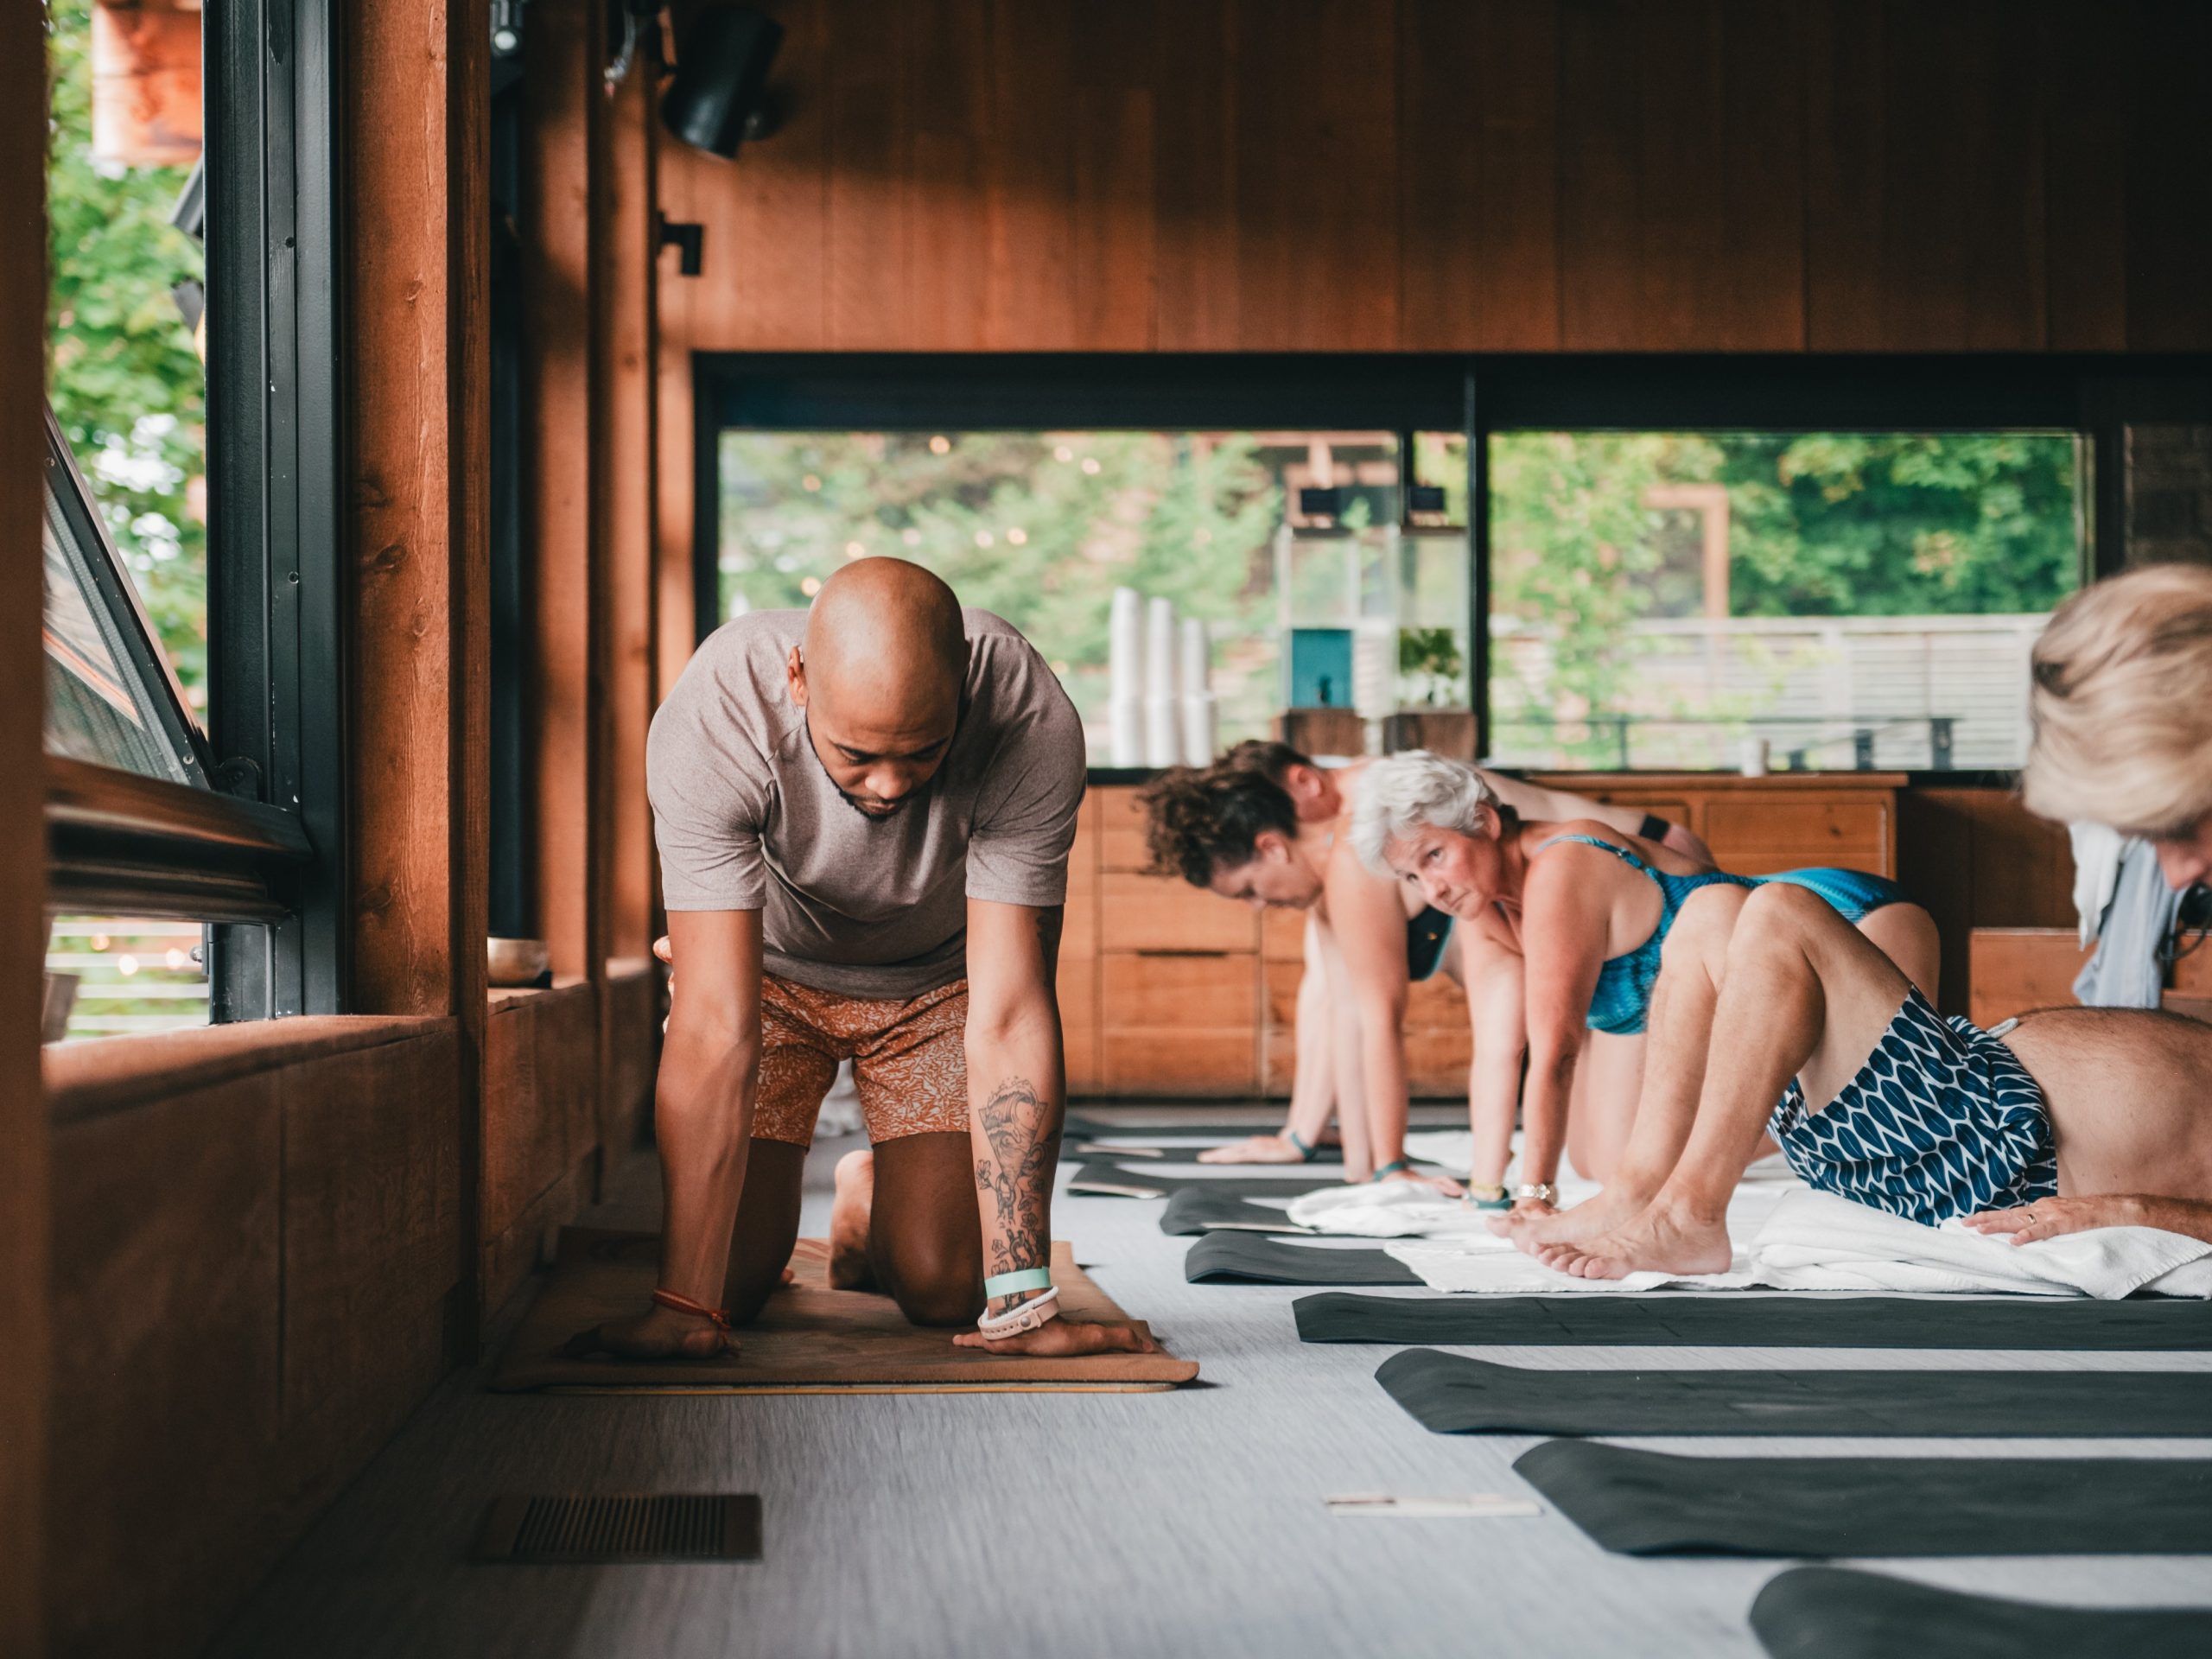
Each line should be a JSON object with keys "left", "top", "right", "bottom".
{"left": 1097, "top": 785, "right": 1152, "bottom": 872}
{"left": 1100, "top": 871, "right": 1259, "bottom": 953}
{"left": 1704, "top": 798, "right": 1891, "bottom": 876}
{"left": 1101, "top": 1029, "right": 1260, "bottom": 1096}
{"left": 1101, "top": 952, "right": 1258, "bottom": 1029}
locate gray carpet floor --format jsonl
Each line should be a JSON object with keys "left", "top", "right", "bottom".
{"left": 209, "top": 1107, "right": 2212, "bottom": 1659}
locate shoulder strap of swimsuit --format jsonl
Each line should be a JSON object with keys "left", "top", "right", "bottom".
{"left": 1531, "top": 832, "right": 1656, "bottom": 878}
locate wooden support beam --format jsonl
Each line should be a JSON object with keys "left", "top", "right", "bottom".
{"left": 606, "top": 46, "right": 660, "bottom": 969}
{"left": 524, "top": 0, "right": 611, "bottom": 990}
{"left": 344, "top": 0, "right": 491, "bottom": 1347}
{"left": 1, "top": 9, "right": 50, "bottom": 1650}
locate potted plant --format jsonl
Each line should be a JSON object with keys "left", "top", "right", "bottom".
{"left": 1384, "top": 626, "right": 1477, "bottom": 758}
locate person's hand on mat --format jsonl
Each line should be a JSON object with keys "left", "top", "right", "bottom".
{"left": 1964, "top": 1195, "right": 2141, "bottom": 1245}
{"left": 1198, "top": 1134, "right": 1313, "bottom": 1166}
{"left": 951, "top": 1319, "right": 1163, "bottom": 1357}
{"left": 566, "top": 1302, "right": 737, "bottom": 1362}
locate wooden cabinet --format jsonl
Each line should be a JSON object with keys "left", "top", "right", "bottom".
{"left": 1967, "top": 927, "right": 2090, "bottom": 1028}
{"left": 1078, "top": 787, "right": 1262, "bottom": 1096}
{"left": 1535, "top": 772, "right": 1901, "bottom": 878}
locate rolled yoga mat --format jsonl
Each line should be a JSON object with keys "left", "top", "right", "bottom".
{"left": 1294, "top": 1292, "right": 2212, "bottom": 1351}
{"left": 491, "top": 1230, "right": 1199, "bottom": 1392}
{"left": 1748, "top": 1567, "right": 2212, "bottom": 1659}
{"left": 1185, "top": 1232, "right": 1421, "bottom": 1287}
{"left": 1514, "top": 1441, "right": 2212, "bottom": 1557}
{"left": 1377, "top": 1348, "right": 2212, "bottom": 1437}
{"left": 1159, "top": 1187, "right": 1311, "bottom": 1236}
{"left": 1068, "top": 1161, "right": 1338, "bottom": 1200}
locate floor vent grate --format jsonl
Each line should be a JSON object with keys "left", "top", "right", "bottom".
{"left": 474, "top": 1493, "right": 763, "bottom": 1563}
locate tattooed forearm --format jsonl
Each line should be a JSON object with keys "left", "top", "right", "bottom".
{"left": 974, "top": 1074, "right": 1060, "bottom": 1304}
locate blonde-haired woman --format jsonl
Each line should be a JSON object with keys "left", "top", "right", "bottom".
{"left": 2024, "top": 562, "right": 2212, "bottom": 890}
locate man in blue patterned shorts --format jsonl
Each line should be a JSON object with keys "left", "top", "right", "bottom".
{"left": 1536, "top": 566, "right": 2212, "bottom": 1280}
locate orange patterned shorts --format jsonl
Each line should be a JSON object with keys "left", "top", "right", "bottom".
{"left": 752, "top": 974, "right": 969, "bottom": 1147}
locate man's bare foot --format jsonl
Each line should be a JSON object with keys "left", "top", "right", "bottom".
{"left": 1491, "top": 1181, "right": 1656, "bottom": 1255}
{"left": 566, "top": 1303, "right": 734, "bottom": 1360}
{"left": 829, "top": 1147, "right": 876, "bottom": 1289}
{"left": 1198, "top": 1134, "right": 1311, "bottom": 1166}
{"left": 1535, "top": 1196, "right": 1733, "bottom": 1281}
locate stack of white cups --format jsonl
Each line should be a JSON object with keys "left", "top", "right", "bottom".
{"left": 1107, "top": 587, "right": 1145, "bottom": 766}
{"left": 1179, "top": 617, "right": 1216, "bottom": 765}
{"left": 1143, "top": 597, "right": 1181, "bottom": 767}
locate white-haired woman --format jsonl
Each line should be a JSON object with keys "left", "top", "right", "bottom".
{"left": 1138, "top": 741, "right": 1709, "bottom": 1196}
{"left": 1352, "top": 751, "right": 1940, "bottom": 1237}
{"left": 2024, "top": 562, "right": 2212, "bottom": 890}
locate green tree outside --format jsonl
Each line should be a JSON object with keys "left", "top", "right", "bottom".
{"left": 45, "top": 0, "right": 209, "bottom": 702}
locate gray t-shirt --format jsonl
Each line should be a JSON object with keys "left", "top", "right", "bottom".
{"left": 648, "top": 607, "right": 1086, "bottom": 999}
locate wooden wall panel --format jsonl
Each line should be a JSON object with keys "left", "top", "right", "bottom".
{"left": 602, "top": 959, "right": 661, "bottom": 1160}
{"left": 659, "top": 1, "right": 2207, "bottom": 358}
{"left": 1231, "top": 1, "right": 1399, "bottom": 351}
{"left": 483, "top": 982, "right": 601, "bottom": 1314}
{"left": 1555, "top": 0, "right": 1641, "bottom": 351}
{"left": 48, "top": 1078, "right": 283, "bottom": 1658}
{"left": 43, "top": 1023, "right": 461, "bottom": 1659}
{"left": 2124, "top": 0, "right": 2212, "bottom": 349}
{"left": 0, "top": 0, "right": 47, "bottom": 1646}
{"left": 2041, "top": 0, "right": 2129, "bottom": 350}
{"left": 1397, "top": 0, "right": 1560, "bottom": 351}
{"left": 1801, "top": 0, "right": 1886, "bottom": 350}
{"left": 1896, "top": 786, "right": 2075, "bottom": 1017}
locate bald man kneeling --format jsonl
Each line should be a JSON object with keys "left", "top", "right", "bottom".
{"left": 584, "top": 558, "right": 1155, "bottom": 1360}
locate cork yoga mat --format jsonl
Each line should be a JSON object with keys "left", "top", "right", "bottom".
{"left": 491, "top": 1229, "right": 1200, "bottom": 1393}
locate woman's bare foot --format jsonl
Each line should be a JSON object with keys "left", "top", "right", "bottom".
{"left": 1375, "top": 1166, "right": 1465, "bottom": 1198}
{"left": 1535, "top": 1196, "right": 1734, "bottom": 1281}
{"left": 566, "top": 1303, "right": 734, "bottom": 1360}
{"left": 829, "top": 1147, "right": 876, "bottom": 1289}
{"left": 1198, "top": 1134, "right": 1312, "bottom": 1166}
{"left": 1491, "top": 1181, "right": 1654, "bottom": 1254}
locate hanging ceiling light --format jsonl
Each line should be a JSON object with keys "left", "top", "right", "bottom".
{"left": 662, "top": 3, "right": 785, "bottom": 160}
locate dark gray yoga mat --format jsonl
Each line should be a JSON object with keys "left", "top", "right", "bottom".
{"left": 1295, "top": 1292, "right": 2212, "bottom": 1351}
{"left": 1515, "top": 1441, "right": 2212, "bottom": 1557}
{"left": 1067, "top": 1161, "right": 1334, "bottom": 1200}
{"left": 1076, "top": 1135, "right": 1344, "bottom": 1165}
{"left": 1158, "top": 1187, "right": 1310, "bottom": 1236}
{"left": 1185, "top": 1232, "right": 1420, "bottom": 1287}
{"left": 1749, "top": 1567, "right": 2212, "bottom": 1659}
{"left": 1377, "top": 1348, "right": 2212, "bottom": 1437}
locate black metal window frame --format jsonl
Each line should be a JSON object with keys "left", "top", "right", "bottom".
{"left": 43, "top": 0, "right": 346, "bottom": 1023}
{"left": 693, "top": 350, "right": 2212, "bottom": 777}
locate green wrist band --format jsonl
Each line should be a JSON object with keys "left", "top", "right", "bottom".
{"left": 1370, "top": 1158, "right": 1410, "bottom": 1182}
{"left": 1285, "top": 1129, "right": 1317, "bottom": 1162}
{"left": 983, "top": 1268, "right": 1053, "bottom": 1300}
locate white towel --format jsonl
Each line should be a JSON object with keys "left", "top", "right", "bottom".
{"left": 1750, "top": 1190, "right": 2212, "bottom": 1300}
{"left": 1381, "top": 1187, "right": 2212, "bottom": 1300}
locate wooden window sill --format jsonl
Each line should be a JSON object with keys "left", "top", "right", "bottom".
{"left": 46, "top": 1014, "right": 455, "bottom": 1125}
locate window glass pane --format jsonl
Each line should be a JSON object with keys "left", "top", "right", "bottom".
{"left": 43, "top": 468, "right": 194, "bottom": 781}
{"left": 718, "top": 431, "right": 1402, "bottom": 752}
{"left": 45, "top": 0, "right": 209, "bottom": 714}
{"left": 1485, "top": 431, "right": 2082, "bottom": 772}
{"left": 44, "top": 916, "right": 210, "bottom": 1041}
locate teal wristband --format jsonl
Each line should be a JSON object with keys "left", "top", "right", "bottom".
{"left": 983, "top": 1268, "right": 1053, "bottom": 1300}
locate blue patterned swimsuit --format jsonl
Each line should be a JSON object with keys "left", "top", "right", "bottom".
{"left": 1529, "top": 834, "right": 1911, "bottom": 1037}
